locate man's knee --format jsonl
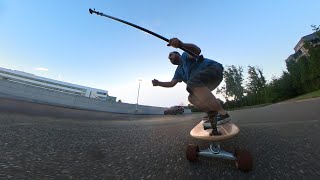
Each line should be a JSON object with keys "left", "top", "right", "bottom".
{"left": 186, "top": 86, "right": 193, "bottom": 94}
{"left": 188, "top": 94, "right": 194, "bottom": 103}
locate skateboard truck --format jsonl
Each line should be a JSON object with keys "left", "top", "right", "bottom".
{"left": 198, "top": 143, "right": 235, "bottom": 160}
{"left": 186, "top": 143, "right": 253, "bottom": 171}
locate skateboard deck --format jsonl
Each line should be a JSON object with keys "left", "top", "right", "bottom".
{"left": 190, "top": 120, "right": 239, "bottom": 141}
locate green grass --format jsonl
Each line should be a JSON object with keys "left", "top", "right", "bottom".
{"left": 289, "top": 89, "right": 320, "bottom": 101}
{"left": 226, "top": 89, "right": 320, "bottom": 111}
{"left": 191, "top": 89, "right": 320, "bottom": 113}
{"left": 226, "top": 103, "right": 272, "bottom": 111}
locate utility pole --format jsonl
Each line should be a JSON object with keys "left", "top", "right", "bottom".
{"left": 135, "top": 79, "right": 142, "bottom": 113}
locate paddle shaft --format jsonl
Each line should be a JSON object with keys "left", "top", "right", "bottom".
{"left": 89, "top": 8, "right": 203, "bottom": 60}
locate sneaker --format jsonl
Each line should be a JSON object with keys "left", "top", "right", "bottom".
{"left": 216, "top": 113, "right": 231, "bottom": 125}
{"left": 203, "top": 113, "right": 231, "bottom": 128}
{"left": 202, "top": 115, "right": 209, "bottom": 121}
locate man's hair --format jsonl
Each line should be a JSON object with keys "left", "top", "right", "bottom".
{"left": 171, "top": 51, "right": 180, "bottom": 55}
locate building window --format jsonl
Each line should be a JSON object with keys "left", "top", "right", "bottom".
{"left": 97, "top": 91, "right": 107, "bottom": 95}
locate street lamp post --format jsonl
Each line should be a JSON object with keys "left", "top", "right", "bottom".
{"left": 135, "top": 79, "right": 142, "bottom": 113}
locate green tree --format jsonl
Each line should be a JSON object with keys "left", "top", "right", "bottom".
{"left": 286, "top": 58, "right": 303, "bottom": 93}
{"left": 246, "top": 66, "right": 267, "bottom": 105}
{"left": 265, "top": 72, "right": 296, "bottom": 102}
{"left": 246, "top": 66, "right": 266, "bottom": 94}
{"left": 303, "top": 26, "right": 320, "bottom": 90}
{"left": 286, "top": 25, "right": 320, "bottom": 93}
{"left": 311, "top": 24, "right": 320, "bottom": 32}
{"left": 218, "top": 65, "right": 245, "bottom": 101}
{"left": 216, "top": 85, "right": 227, "bottom": 101}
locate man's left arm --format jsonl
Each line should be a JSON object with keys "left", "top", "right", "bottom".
{"left": 167, "top": 38, "right": 201, "bottom": 58}
{"left": 180, "top": 43, "right": 201, "bottom": 58}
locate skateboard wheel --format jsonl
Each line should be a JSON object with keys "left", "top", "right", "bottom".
{"left": 186, "top": 144, "right": 199, "bottom": 161}
{"left": 234, "top": 149, "right": 253, "bottom": 171}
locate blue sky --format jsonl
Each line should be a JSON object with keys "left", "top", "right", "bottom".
{"left": 1, "top": 0, "right": 319, "bottom": 107}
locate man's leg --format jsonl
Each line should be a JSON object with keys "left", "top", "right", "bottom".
{"left": 190, "top": 86, "right": 226, "bottom": 115}
{"left": 187, "top": 65, "right": 230, "bottom": 135}
{"left": 189, "top": 86, "right": 225, "bottom": 135}
{"left": 188, "top": 94, "right": 210, "bottom": 112}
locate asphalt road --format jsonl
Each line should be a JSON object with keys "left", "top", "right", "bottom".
{"left": 0, "top": 97, "right": 320, "bottom": 179}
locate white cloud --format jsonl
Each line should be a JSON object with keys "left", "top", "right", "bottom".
{"left": 34, "top": 67, "right": 49, "bottom": 71}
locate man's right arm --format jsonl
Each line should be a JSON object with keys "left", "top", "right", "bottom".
{"left": 152, "top": 79, "right": 180, "bottom": 88}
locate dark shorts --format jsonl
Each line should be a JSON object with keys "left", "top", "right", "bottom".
{"left": 186, "top": 65, "right": 223, "bottom": 94}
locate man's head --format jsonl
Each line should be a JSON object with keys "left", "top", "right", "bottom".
{"left": 168, "top": 51, "right": 181, "bottom": 65}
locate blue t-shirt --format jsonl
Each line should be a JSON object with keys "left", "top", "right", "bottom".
{"left": 172, "top": 52, "right": 222, "bottom": 83}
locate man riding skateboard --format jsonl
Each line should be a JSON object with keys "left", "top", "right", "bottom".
{"left": 152, "top": 38, "right": 230, "bottom": 135}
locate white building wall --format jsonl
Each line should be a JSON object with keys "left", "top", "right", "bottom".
{"left": 0, "top": 79, "right": 167, "bottom": 114}
{"left": 0, "top": 67, "right": 112, "bottom": 100}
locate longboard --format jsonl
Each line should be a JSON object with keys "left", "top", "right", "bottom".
{"left": 187, "top": 119, "right": 253, "bottom": 171}
{"left": 190, "top": 120, "right": 239, "bottom": 141}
